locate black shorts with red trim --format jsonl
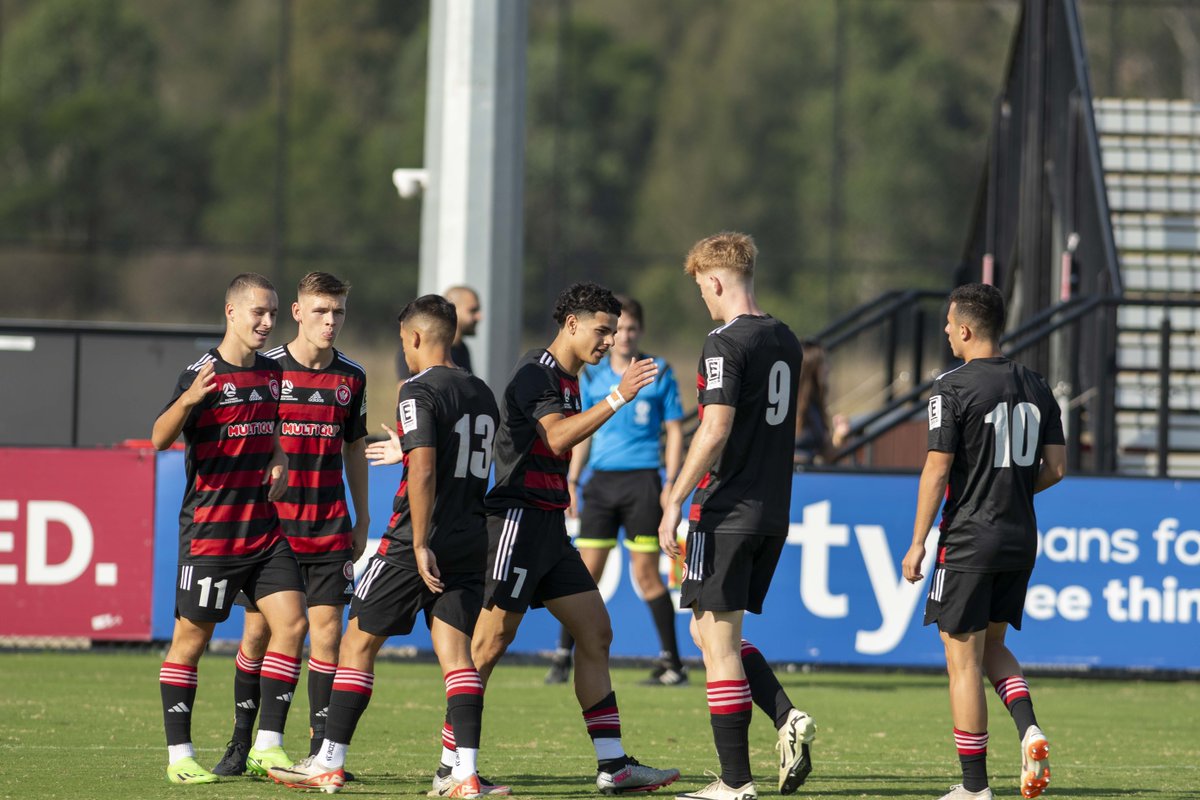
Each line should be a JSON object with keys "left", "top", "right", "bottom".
{"left": 678, "top": 530, "right": 785, "bottom": 615}
{"left": 484, "top": 507, "right": 596, "bottom": 613}
{"left": 236, "top": 557, "right": 355, "bottom": 611}
{"left": 176, "top": 539, "right": 304, "bottom": 623}
{"left": 349, "top": 555, "right": 482, "bottom": 637}
{"left": 923, "top": 566, "right": 1032, "bottom": 635}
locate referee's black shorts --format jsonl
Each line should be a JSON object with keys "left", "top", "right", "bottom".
{"left": 576, "top": 469, "right": 662, "bottom": 553}
{"left": 923, "top": 566, "right": 1032, "bottom": 634}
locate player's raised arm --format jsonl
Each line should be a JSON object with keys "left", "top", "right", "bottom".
{"left": 536, "top": 357, "right": 658, "bottom": 456}
{"left": 152, "top": 362, "right": 216, "bottom": 450}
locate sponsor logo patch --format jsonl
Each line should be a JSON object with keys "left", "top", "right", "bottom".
{"left": 705, "top": 357, "right": 724, "bottom": 389}
{"left": 249, "top": 389, "right": 262, "bottom": 402}
{"left": 399, "top": 399, "right": 418, "bottom": 433}
{"left": 308, "top": 390, "right": 325, "bottom": 403}
{"left": 928, "top": 395, "right": 943, "bottom": 430}
{"left": 281, "top": 379, "right": 295, "bottom": 400}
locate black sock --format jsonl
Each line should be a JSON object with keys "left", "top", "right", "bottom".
{"left": 645, "top": 593, "right": 681, "bottom": 668}
{"left": 556, "top": 626, "right": 575, "bottom": 657}
{"left": 711, "top": 709, "right": 753, "bottom": 787}
{"left": 994, "top": 676, "right": 1038, "bottom": 739}
{"left": 233, "top": 648, "right": 262, "bottom": 743}
{"left": 583, "top": 691, "right": 625, "bottom": 771}
{"left": 445, "top": 668, "right": 484, "bottom": 750}
{"left": 955, "top": 729, "right": 988, "bottom": 793}
{"left": 258, "top": 651, "right": 301, "bottom": 736}
{"left": 161, "top": 662, "right": 199, "bottom": 748}
{"left": 740, "top": 639, "right": 793, "bottom": 728}
{"left": 308, "top": 657, "right": 337, "bottom": 755}
{"left": 325, "top": 667, "right": 375, "bottom": 745}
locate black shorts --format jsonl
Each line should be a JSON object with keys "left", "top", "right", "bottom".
{"left": 349, "top": 556, "right": 482, "bottom": 637}
{"left": 576, "top": 470, "right": 662, "bottom": 553}
{"left": 678, "top": 530, "right": 785, "bottom": 615}
{"left": 176, "top": 540, "right": 304, "bottom": 623}
{"left": 923, "top": 567, "right": 1032, "bottom": 635}
{"left": 236, "top": 557, "right": 356, "bottom": 611}
{"left": 484, "top": 507, "right": 597, "bottom": 613}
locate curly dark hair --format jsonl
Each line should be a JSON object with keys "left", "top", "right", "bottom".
{"left": 552, "top": 282, "right": 621, "bottom": 326}
{"left": 949, "top": 283, "right": 1005, "bottom": 342}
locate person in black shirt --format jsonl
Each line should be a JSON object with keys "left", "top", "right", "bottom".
{"left": 396, "top": 285, "right": 482, "bottom": 387}
{"left": 473, "top": 282, "right": 680, "bottom": 795}
{"left": 902, "top": 283, "right": 1066, "bottom": 800}
{"left": 659, "top": 232, "right": 814, "bottom": 800}
{"left": 270, "top": 295, "right": 506, "bottom": 795}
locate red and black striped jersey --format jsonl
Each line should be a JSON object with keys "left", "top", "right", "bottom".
{"left": 486, "top": 349, "right": 581, "bottom": 512}
{"left": 164, "top": 349, "right": 284, "bottom": 563}
{"left": 264, "top": 345, "right": 368, "bottom": 563}
{"left": 691, "top": 315, "right": 803, "bottom": 537}
{"left": 377, "top": 366, "right": 499, "bottom": 574}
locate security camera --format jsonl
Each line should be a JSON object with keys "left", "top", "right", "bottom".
{"left": 392, "top": 168, "right": 429, "bottom": 199}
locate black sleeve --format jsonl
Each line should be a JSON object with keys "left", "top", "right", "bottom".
{"left": 926, "top": 380, "right": 961, "bottom": 453}
{"left": 160, "top": 368, "right": 197, "bottom": 417}
{"left": 513, "top": 363, "right": 564, "bottom": 421}
{"left": 346, "top": 372, "right": 368, "bottom": 443}
{"left": 697, "top": 334, "right": 743, "bottom": 407}
{"left": 1042, "top": 390, "right": 1066, "bottom": 447}
{"left": 397, "top": 383, "right": 438, "bottom": 450}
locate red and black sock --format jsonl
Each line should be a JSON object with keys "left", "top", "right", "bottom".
{"left": 258, "top": 651, "right": 301, "bottom": 735}
{"left": 232, "top": 648, "right": 262, "bottom": 744}
{"left": 445, "top": 668, "right": 484, "bottom": 750}
{"left": 994, "top": 675, "right": 1038, "bottom": 739}
{"left": 583, "top": 691, "right": 626, "bottom": 771}
{"left": 437, "top": 717, "right": 456, "bottom": 777}
{"left": 740, "top": 639, "right": 793, "bottom": 728}
{"left": 307, "top": 656, "right": 337, "bottom": 755}
{"left": 646, "top": 592, "right": 682, "bottom": 669}
{"left": 325, "top": 667, "right": 374, "bottom": 745}
{"left": 160, "top": 662, "right": 199, "bottom": 747}
{"left": 708, "top": 679, "right": 753, "bottom": 788}
{"left": 954, "top": 728, "right": 989, "bottom": 793}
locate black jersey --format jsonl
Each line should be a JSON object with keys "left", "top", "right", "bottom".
{"left": 164, "top": 349, "right": 284, "bottom": 563}
{"left": 377, "top": 366, "right": 499, "bottom": 574}
{"left": 264, "top": 345, "right": 367, "bottom": 563}
{"left": 485, "top": 349, "right": 582, "bottom": 512}
{"left": 690, "top": 315, "right": 803, "bottom": 536}
{"left": 928, "top": 356, "right": 1065, "bottom": 572}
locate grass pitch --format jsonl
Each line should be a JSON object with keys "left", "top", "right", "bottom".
{"left": 0, "top": 651, "right": 1196, "bottom": 799}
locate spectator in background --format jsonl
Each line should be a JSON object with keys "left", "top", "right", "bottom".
{"left": 397, "top": 286, "right": 482, "bottom": 387}
{"left": 793, "top": 340, "right": 847, "bottom": 465}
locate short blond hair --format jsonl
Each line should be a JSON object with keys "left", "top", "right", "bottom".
{"left": 297, "top": 271, "right": 351, "bottom": 298}
{"left": 684, "top": 231, "right": 757, "bottom": 277}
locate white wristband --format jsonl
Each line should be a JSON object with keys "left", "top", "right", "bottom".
{"left": 606, "top": 388, "right": 627, "bottom": 412}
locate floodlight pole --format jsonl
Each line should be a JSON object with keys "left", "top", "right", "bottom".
{"left": 414, "top": 0, "right": 527, "bottom": 393}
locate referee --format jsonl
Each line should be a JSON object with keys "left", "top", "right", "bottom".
{"left": 545, "top": 295, "right": 687, "bottom": 687}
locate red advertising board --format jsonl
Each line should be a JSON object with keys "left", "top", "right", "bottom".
{"left": 0, "top": 447, "right": 156, "bottom": 639}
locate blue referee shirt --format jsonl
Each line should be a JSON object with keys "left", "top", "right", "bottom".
{"left": 581, "top": 354, "right": 684, "bottom": 472}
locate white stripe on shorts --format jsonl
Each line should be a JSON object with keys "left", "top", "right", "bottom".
{"left": 493, "top": 508, "right": 522, "bottom": 581}
{"left": 179, "top": 564, "right": 193, "bottom": 591}
{"left": 687, "top": 531, "right": 706, "bottom": 581}
{"left": 354, "top": 560, "right": 384, "bottom": 601}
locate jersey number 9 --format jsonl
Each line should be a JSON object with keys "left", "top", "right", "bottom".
{"left": 765, "top": 361, "right": 791, "bottom": 426}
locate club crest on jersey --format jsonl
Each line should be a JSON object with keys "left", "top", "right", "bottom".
{"left": 342, "top": 561, "right": 355, "bottom": 581}
{"left": 281, "top": 379, "right": 295, "bottom": 401}
{"left": 269, "top": 378, "right": 281, "bottom": 400}
{"left": 705, "top": 357, "right": 724, "bottom": 389}
{"left": 220, "top": 381, "right": 242, "bottom": 405}
{"left": 399, "top": 399, "right": 419, "bottom": 433}
{"left": 928, "top": 395, "right": 943, "bottom": 430}
{"left": 335, "top": 384, "right": 352, "bottom": 406}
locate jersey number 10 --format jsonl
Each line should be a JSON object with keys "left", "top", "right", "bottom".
{"left": 984, "top": 401, "right": 1042, "bottom": 468}
{"left": 453, "top": 414, "right": 496, "bottom": 479}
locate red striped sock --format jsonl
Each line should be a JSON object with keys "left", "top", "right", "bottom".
{"left": 326, "top": 667, "right": 375, "bottom": 747}
{"left": 583, "top": 691, "right": 624, "bottom": 763}
{"left": 233, "top": 648, "right": 262, "bottom": 737}
{"left": 160, "top": 662, "right": 198, "bottom": 746}
{"left": 708, "top": 679, "right": 752, "bottom": 787}
{"left": 954, "top": 728, "right": 988, "bottom": 792}
{"left": 993, "top": 674, "right": 1038, "bottom": 738}
{"left": 445, "top": 669, "right": 484, "bottom": 750}
{"left": 259, "top": 651, "right": 301, "bottom": 734}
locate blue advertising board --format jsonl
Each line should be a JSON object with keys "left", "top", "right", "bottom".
{"left": 152, "top": 455, "right": 1200, "bottom": 672}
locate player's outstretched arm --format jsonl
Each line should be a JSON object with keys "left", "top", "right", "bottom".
{"left": 365, "top": 423, "right": 404, "bottom": 466}
{"left": 1034, "top": 444, "right": 1067, "bottom": 493}
{"left": 903, "top": 450, "right": 954, "bottom": 583}
{"left": 344, "top": 437, "right": 371, "bottom": 559}
{"left": 151, "top": 362, "right": 216, "bottom": 450}
{"left": 658, "top": 405, "right": 734, "bottom": 558}
{"left": 536, "top": 358, "right": 659, "bottom": 456}
{"left": 406, "top": 446, "right": 443, "bottom": 593}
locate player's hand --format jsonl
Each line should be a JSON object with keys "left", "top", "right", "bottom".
{"left": 350, "top": 517, "right": 370, "bottom": 561}
{"left": 265, "top": 452, "right": 288, "bottom": 501}
{"left": 617, "top": 357, "right": 658, "bottom": 401}
{"left": 566, "top": 482, "right": 579, "bottom": 519}
{"left": 659, "top": 502, "right": 683, "bottom": 558}
{"left": 414, "top": 546, "right": 443, "bottom": 594}
{"left": 183, "top": 362, "right": 218, "bottom": 405}
{"left": 365, "top": 423, "right": 403, "bottom": 466}
{"left": 902, "top": 543, "right": 925, "bottom": 583}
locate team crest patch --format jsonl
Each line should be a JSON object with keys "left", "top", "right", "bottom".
{"left": 335, "top": 384, "right": 352, "bottom": 406}
{"left": 269, "top": 379, "right": 280, "bottom": 400}
{"left": 399, "top": 399, "right": 419, "bottom": 433}
{"left": 705, "top": 357, "right": 724, "bottom": 389}
{"left": 928, "top": 395, "right": 943, "bottom": 430}
{"left": 342, "top": 561, "right": 355, "bottom": 581}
